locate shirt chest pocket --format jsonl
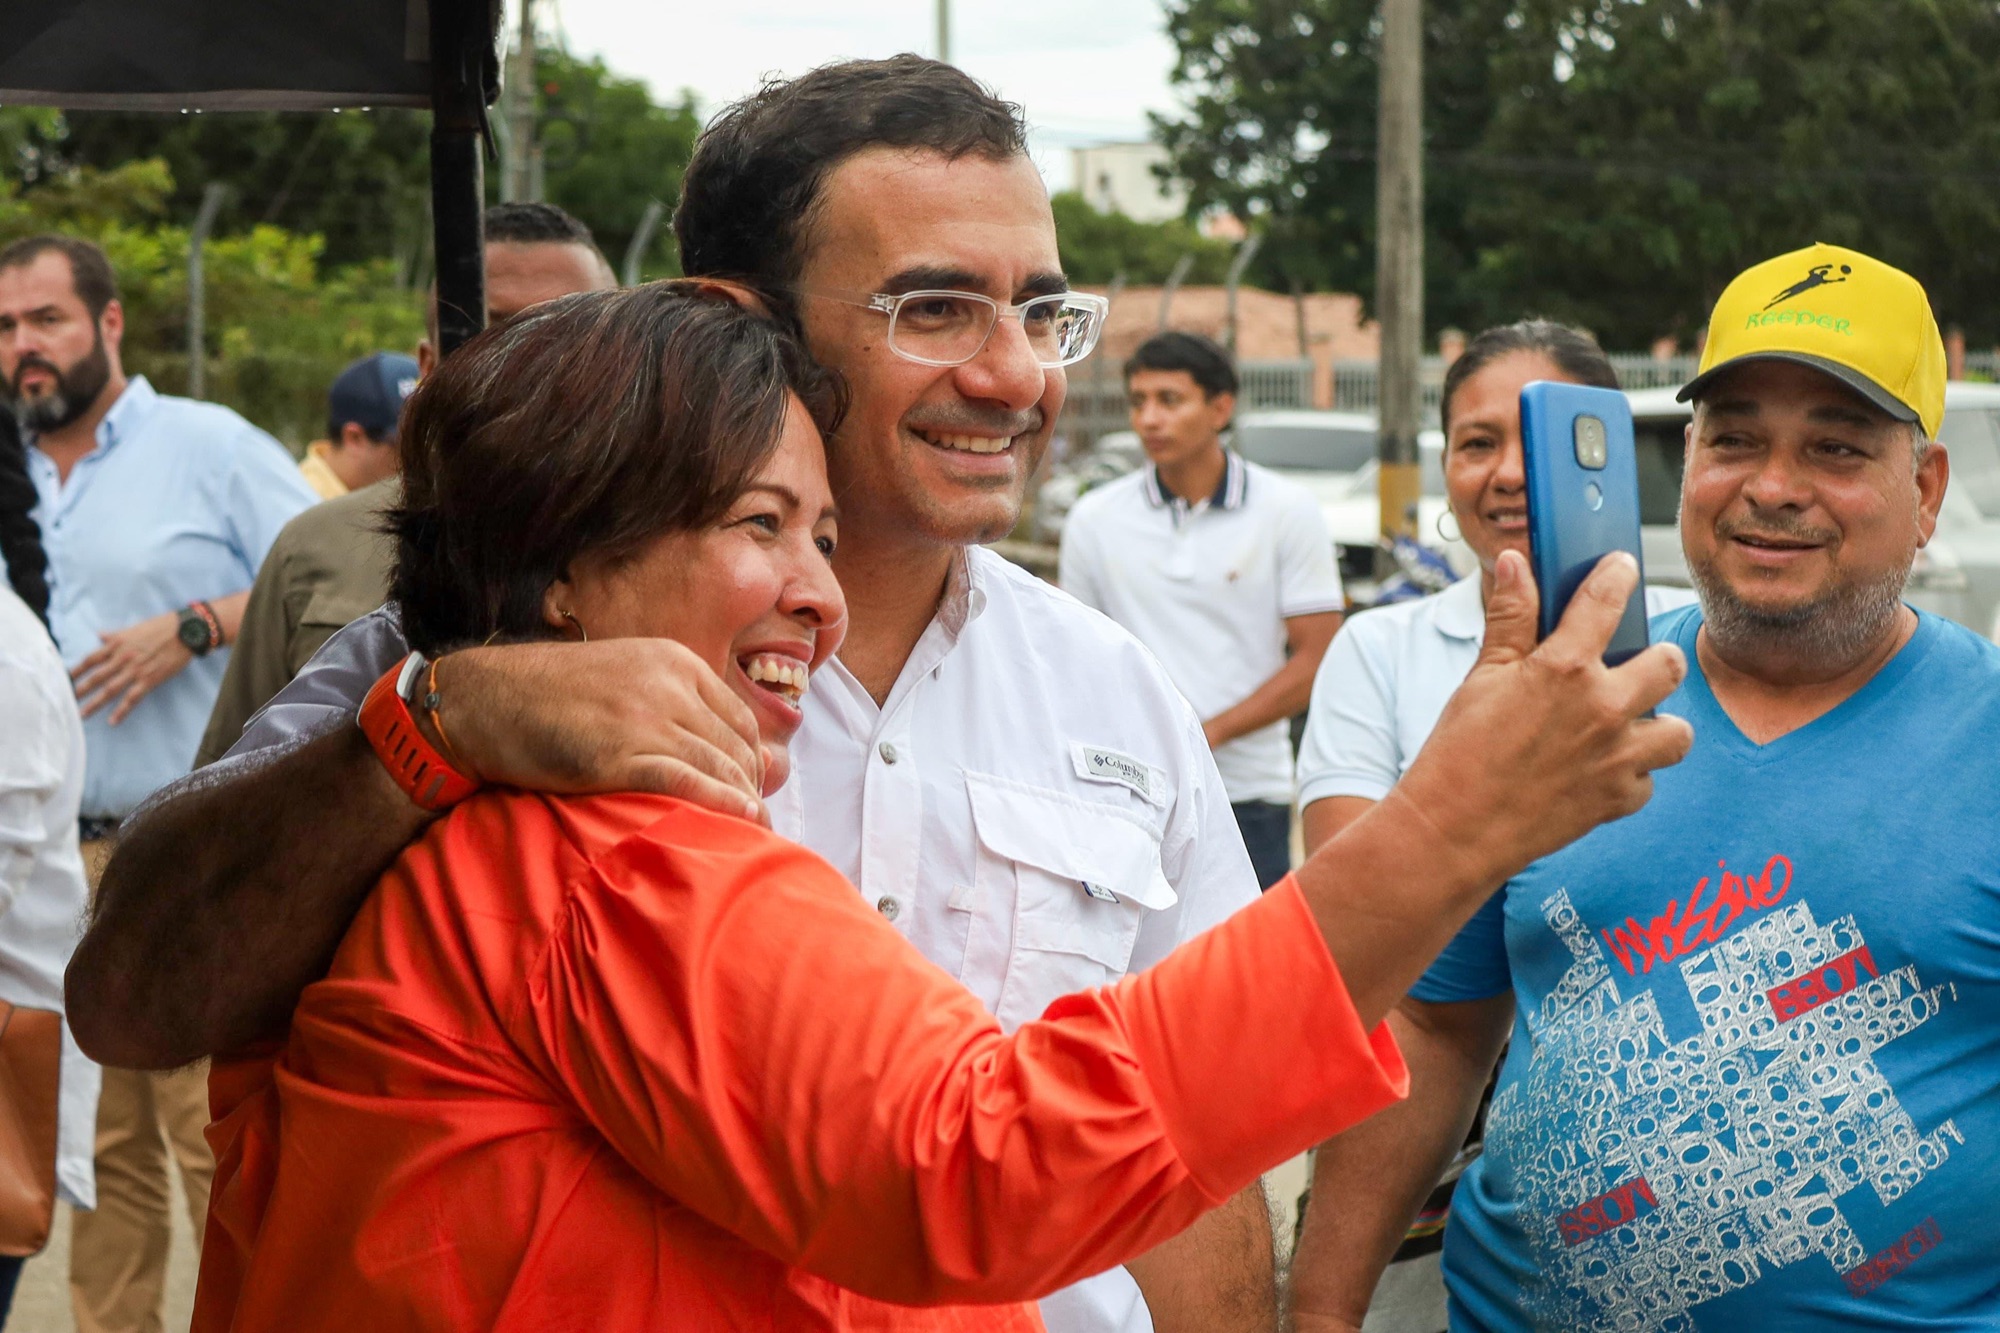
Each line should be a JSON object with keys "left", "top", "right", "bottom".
{"left": 290, "top": 590, "right": 381, "bottom": 675}
{"left": 966, "top": 772, "right": 1176, "bottom": 1031}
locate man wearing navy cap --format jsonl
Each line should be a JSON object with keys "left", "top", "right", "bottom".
{"left": 296, "top": 351, "right": 418, "bottom": 501}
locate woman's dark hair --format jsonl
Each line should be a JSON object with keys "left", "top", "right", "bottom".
{"left": 674, "top": 55, "right": 1028, "bottom": 317}
{"left": 1124, "top": 331, "right": 1239, "bottom": 400}
{"left": 1440, "top": 320, "right": 1620, "bottom": 439}
{"left": 0, "top": 412, "right": 51, "bottom": 627}
{"left": 390, "top": 282, "right": 845, "bottom": 657}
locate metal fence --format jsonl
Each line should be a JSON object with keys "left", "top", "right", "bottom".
{"left": 1060, "top": 357, "right": 1317, "bottom": 452}
{"left": 1331, "top": 353, "right": 1700, "bottom": 419}
{"left": 1057, "top": 346, "right": 2000, "bottom": 463}
{"left": 1609, "top": 353, "right": 1704, "bottom": 390}
{"left": 1054, "top": 345, "right": 2000, "bottom": 449}
{"left": 1239, "top": 359, "right": 1316, "bottom": 408}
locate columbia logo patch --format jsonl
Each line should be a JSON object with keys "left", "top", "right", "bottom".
{"left": 1072, "top": 744, "right": 1165, "bottom": 805}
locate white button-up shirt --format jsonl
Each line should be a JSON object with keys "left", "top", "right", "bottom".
{"left": 774, "top": 547, "right": 1259, "bottom": 1333}
{"left": 221, "top": 546, "right": 1262, "bottom": 1333}
{"left": 0, "top": 587, "right": 102, "bottom": 1209}
{"left": 774, "top": 546, "right": 1257, "bottom": 1027}
{"left": 1060, "top": 454, "right": 1343, "bottom": 805}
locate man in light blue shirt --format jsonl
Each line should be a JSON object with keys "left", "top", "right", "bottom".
{"left": 0, "top": 233, "right": 313, "bottom": 1333}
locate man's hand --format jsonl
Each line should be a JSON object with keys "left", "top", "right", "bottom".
{"left": 432, "top": 636, "right": 769, "bottom": 819}
{"left": 1202, "top": 608, "right": 1342, "bottom": 753}
{"left": 70, "top": 633, "right": 773, "bottom": 1068}
{"left": 72, "top": 610, "right": 195, "bottom": 724}
{"left": 1389, "top": 549, "right": 1693, "bottom": 893}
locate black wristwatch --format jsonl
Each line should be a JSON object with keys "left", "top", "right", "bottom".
{"left": 177, "top": 601, "right": 222, "bottom": 656}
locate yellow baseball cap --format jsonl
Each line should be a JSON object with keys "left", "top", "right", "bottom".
{"left": 1677, "top": 242, "right": 1946, "bottom": 440}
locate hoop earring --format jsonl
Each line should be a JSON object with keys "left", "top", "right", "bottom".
{"left": 1435, "top": 509, "right": 1463, "bottom": 544}
{"left": 560, "top": 610, "right": 589, "bottom": 642}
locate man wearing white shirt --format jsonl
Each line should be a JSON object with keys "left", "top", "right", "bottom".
{"left": 75, "top": 57, "right": 1274, "bottom": 1333}
{"left": 1062, "top": 332, "right": 1344, "bottom": 887}
{"left": 0, "top": 416, "right": 99, "bottom": 1324}
{"left": 2, "top": 234, "right": 315, "bottom": 1333}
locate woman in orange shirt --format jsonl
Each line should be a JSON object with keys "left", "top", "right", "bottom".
{"left": 193, "top": 284, "right": 1687, "bottom": 1332}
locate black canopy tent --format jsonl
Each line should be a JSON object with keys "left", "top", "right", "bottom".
{"left": 0, "top": 0, "right": 503, "bottom": 356}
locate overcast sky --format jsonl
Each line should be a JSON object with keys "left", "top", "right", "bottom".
{"left": 539, "top": 0, "right": 1185, "bottom": 191}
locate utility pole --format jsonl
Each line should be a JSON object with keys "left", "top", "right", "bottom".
{"left": 1375, "top": 0, "right": 1424, "bottom": 545}
{"left": 936, "top": 0, "right": 951, "bottom": 64}
{"left": 503, "top": 0, "right": 539, "bottom": 202}
{"left": 186, "top": 182, "right": 228, "bottom": 400}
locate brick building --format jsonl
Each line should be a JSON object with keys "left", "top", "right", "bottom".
{"left": 1075, "top": 284, "right": 1380, "bottom": 409}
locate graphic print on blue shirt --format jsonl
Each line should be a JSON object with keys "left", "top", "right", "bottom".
{"left": 1416, "top": 605, "right": 2000, "bottom": 1333}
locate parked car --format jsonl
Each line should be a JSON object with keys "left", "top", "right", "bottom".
{"left": 1034, "top": 410, "right": 1475, "bottom": 593}
{"left": 1030, "top": 430, "right": 1145, "bottom": 544}
{"left": 1231, "top": 412, "right": 1472, "bottom": 584}
{"left": 1628, "top": 381, "right": 2000, "bottom": 635}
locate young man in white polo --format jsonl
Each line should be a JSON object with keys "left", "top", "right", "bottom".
{"left": 1060, "top": 332, "right": 1343, "bottom": 887}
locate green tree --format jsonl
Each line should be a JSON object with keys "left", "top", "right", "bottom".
{"left": 22, "top": 107, "right": 433, "bottom": 276}
{"left": 531, "top": 51, "right": 702, "bottom": 280}
{"left": 1156, "top": 0, "right": 2000, "bottom": 346}
{"left": 1154, "top": 0, "right": 1506, "bottom": 328}
{"left": 2, "top": 157, "right": 423, "bottom": 446}
{"left": 1050, "top": 191, "right": 1235, "bottom": 284}
{"left": 20, "top": 51, "right": 706, "bottom": 285}
{"left": 1467, "top": 0, "right": 2000, "bottom": 346}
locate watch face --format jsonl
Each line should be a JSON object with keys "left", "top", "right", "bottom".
{"left": 178, "top": 612, "right": 211, "bottom": 654}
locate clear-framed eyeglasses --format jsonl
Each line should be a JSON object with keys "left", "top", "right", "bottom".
{"left": 800, "top": 287, "right": 1109, "bottom": 368}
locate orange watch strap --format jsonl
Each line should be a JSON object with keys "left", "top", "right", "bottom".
{"left": 358, "top": 663, "right": 480, "bottom": 812}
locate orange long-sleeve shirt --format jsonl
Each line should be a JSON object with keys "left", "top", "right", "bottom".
{"left": 195, "top": 791, "right": 1406, "bottom": 1331}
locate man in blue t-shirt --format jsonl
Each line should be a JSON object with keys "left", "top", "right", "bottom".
{"left": 1289, "top": 243, "right": 1996, "bottom": 1333}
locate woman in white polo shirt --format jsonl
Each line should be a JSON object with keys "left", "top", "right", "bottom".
{"left": 1287, "top": 320, "right": 1691, "bottom": 1330}
{"left": 1297, "top": 320, "right": 1692, "bottom": 843}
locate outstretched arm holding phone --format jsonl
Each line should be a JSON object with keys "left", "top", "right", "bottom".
{"left": 74, "top": 552, "right": 1688, "bottom": 1087}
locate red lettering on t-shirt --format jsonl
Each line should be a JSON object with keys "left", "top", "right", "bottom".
{"left": 1601, "top": 855, "right": 1793, "bottom": 976}
{"left": 1556, "top": 1176, "right": 1659, "bottom": 1246}
{"left": 1768, "top": 945, "right": 1879, "bottom": 1022}
{"left": 1843, "top": 1217, "right": 1942, "bottom": 1295}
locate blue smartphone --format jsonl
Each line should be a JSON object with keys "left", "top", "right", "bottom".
{"left": 1519, "top": 381, "right": 1650, "bottom": 665}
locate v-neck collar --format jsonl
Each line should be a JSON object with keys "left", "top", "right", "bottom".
{"left": 1671, "top": 607, "right": 1938, "bottom": 766}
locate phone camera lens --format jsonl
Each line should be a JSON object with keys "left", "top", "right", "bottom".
{"left": 1574, "top": 416, "right": 1608, "bottom": 469}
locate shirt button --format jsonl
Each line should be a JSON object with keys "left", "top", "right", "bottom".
{"left": 876, "top": 896, "right": 902, "bottom": 921}
{"left": 878, "top": 742, "right": 899, "bottom": 765}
